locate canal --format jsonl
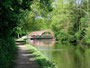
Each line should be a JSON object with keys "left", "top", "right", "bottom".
{"left": 27, "top": 39, "right": 90, "bottom": 68}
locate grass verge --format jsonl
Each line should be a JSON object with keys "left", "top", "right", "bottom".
{"left": 20, "top": 36, "right": 57, "bottom": 68}
{"left": 26, "top": 43, "right": 57, "bottom": 68}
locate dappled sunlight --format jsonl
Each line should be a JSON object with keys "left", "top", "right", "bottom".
{"left": 1, "top": 0, "right": 90, "bottom": 68}
{"left": 14, "top": 41, "right": 41, "bottom": 68}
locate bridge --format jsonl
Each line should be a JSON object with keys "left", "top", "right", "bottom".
{"left": 28, "top": 30, "right": 54, "bottom": 39}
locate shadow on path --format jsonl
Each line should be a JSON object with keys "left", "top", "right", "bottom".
{"left": 14, "top": 41, "right": 41, "bottom": 68}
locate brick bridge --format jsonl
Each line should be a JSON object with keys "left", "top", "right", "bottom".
{"left": 28, "top": 30, "right": 54, "bottom": 37}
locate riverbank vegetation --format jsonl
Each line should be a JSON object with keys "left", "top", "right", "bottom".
{"left": 51, "top": 0, "right": 90, "bottom": 45}
{"left": 26, "top": 43, "right": 57, "bottom": 68}
{"left": 18, "top": 36, "right": 57, "bottom": 68}
{"left": 22, "top": 0, "right": 90, "bottom": 45}
{"left": 0, "top": 0, "right": 90, "bottom": 68}
{"left": 0, "top": 0, "right": 53, "bottom": 68}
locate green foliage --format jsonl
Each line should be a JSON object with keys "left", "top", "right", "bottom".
{"left": 0, "top": 38, "right": 17, "bottom": 68}
{"left": 0, "top": 0, "right": 53, "bottom": 68}
{"left": 1, "top": 0, "right": 90, "bottom": 67}
{"left": 26, "top": 44, "right": 57, "bottom": 68}
{"left": 84, "top": 27, "right": 90, "bottom": 44}
{"left": 50, "top": 0, "right": 90, "bottom": 45}
{"left": 22, "top": 0, "right": 53, "bottom": 32}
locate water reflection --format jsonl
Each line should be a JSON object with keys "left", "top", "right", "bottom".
{"left": 28, "top": 39, "right": 90, "bottom": 68}
{"left": 27, "top": 39, "right": 56, "bottom": 47}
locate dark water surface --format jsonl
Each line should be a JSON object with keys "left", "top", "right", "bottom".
{"left": 27, "top": 39, "right": 90, "bottom": 68}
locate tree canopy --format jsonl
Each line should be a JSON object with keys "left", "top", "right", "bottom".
{"left": 0, "top": 0, "right": 90, "bottom": 68}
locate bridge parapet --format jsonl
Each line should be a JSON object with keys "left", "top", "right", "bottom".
{"left": 28, "top": 30, "right": 54, "bottom": 38}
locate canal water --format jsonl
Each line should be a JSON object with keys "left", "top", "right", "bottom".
{"left": 27, "top": 39, "right": 90, "bottom": 68}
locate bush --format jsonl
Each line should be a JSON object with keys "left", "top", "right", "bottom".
{"left": 0, "top": 38, "right": 17, "bottom": 68}
{"left": 84, "top": 27, "right": 90, "bottom": 45}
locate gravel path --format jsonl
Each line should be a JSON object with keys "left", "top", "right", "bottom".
{"left": 14, "top": 41, "right": 41, "bottom": 68}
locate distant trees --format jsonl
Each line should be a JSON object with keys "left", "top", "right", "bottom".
{"left": 22, "top": 0, "right": 53, "bottom": 32}
{"left": 0, "top": 0, "right": 90, "bottom": 67}
{"left": 50, "top": 0, "right": 90, "bottom": 45}
{"left": 19, "top": 0, "right": 90, "bottom": 45}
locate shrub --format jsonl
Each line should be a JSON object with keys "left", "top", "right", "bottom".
{"left": 0, "top": 38, "right": 17, "bottom": 68}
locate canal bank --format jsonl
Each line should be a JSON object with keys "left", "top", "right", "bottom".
{"left": 15, "top": 36, "right": 90, "bottom": 68}
{"left": 26, "top": 43, "right": 57, "bottom": 68}
{"left": 14, "top": 37, "right": 57, "bottom": 68}
{"left": 27, "top": 37, "right": 90, "bottom": 68}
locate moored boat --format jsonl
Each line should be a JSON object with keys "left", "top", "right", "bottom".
{"left": 30, "top": 34, "right": 53, "bottom": 39}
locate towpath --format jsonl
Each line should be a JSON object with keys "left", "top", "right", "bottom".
{"left": 14, "top": 40, "right": 41, "bottom": 68}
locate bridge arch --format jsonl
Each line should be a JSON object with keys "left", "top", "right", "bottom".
{"left": 28, "top": 30, "right": 54, "bottom": 37}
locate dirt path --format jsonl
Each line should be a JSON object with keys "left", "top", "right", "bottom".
{"left": 14, "top": 41, "right": 41, "bottom": 68}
